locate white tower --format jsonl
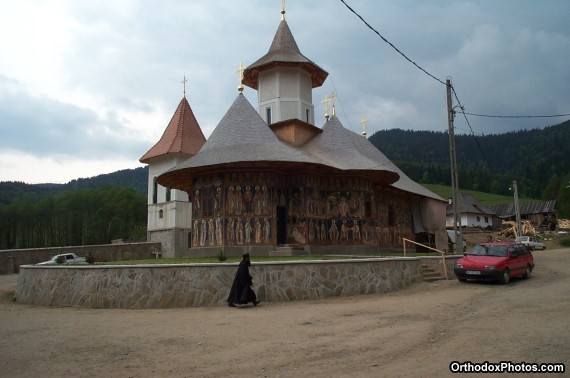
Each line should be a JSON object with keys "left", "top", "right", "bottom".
{"left": 242, "top": 8, "right": 328, "bottom": 127}
{"left": 139, "top": 91, "right": 206, "bottom": 257}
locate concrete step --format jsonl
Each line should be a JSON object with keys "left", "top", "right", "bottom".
{"left": 420, "top": 265, "right": 445, "bottom": 281}
{"left": 269, "top": 244, "right": 310, "bottom": 257}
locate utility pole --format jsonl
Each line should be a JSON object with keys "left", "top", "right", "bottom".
{"left": 447, "top": 79, "right": 463, "bottom": 253}
{"left": 512, "top": 180, "right": 522, "bottom": 237}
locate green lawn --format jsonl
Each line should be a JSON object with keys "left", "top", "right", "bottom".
{"left": 98, "top": 252, "right": 436, "bottom": 265}
{"left": 423, "top": 184, "right": 533, "bottom": 205}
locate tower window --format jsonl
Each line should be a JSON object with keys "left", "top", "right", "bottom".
{"left": 266, "top": 107, "right": 272, "bottom": 124}
{"left": 306, "top": 108, "right": 310, "bottom": 123}
{"left": 166, "top": 188, "right": 171, "bottom": 202}
{"left": 152, "top": 178, "right": 158, "bottom": 204}
{"left": 159, "top": 209, "right": 164, "bottom": 219}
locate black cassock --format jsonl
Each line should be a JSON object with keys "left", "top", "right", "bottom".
{"left": 227, "top": 259, "right": 258, "bottom": 305}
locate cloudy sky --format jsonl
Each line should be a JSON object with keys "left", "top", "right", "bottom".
{"left": 1, "top": 0, "right": 569, "bottom": 184}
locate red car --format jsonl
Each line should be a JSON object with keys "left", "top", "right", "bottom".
{"left": 454, "top": 242, "right": 534, "bottom": 284}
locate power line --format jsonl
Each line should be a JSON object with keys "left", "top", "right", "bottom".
{"left": 451, "top": 86, "right": 495, "bottom": 173}
{"left": 339, "top": 0, "right": 570, "bottom": 121}
{"left": 339, "top": 0, "right": 446, "bottom": 86}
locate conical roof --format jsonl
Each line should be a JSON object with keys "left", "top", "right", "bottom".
{"left": 139, "top": 97, "right": 206, "bottom": 163}
{"left": 157, "top": 94, "right": 319, "bottom": 189}
{"left": 242, "top": 20, "right": 328, "bottom": 89}
{"left": 303, "top": 116, "right": 400, "bottom": 184}
{"left": 340, "top": 123, "right": 444, "bottom": 201}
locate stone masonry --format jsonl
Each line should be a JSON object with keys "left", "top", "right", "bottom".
{"left": 16, "top": 258, "right": 426, "bottom": 309}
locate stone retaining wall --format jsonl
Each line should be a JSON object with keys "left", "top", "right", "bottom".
{"left": 16, "top": 258, "right": 424, "bottom": 308}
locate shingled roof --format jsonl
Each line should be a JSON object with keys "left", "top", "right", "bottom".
{"left": 305, "top": 116, "right": 443, "bottom": 201}
{"left": 139, "top": 97, "right": 206, "bottom": 164}
{"left": 242, "top": 20, "right": 328, "bottom": 89}
{"left": 157, "top": 95, "right": 402, "bottom": 191}
{"left": 488, "top": 200, "right": 557, "bottom": 218}
{"left": 447, "top": 192, "right": 496, "bottom": 215}
{"left": 303, "top": 116, "right": 399, "bottom": 183}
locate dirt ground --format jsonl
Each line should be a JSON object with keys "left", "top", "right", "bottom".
{"left": 1, "top": 249, "right": 569, "bottom": 378}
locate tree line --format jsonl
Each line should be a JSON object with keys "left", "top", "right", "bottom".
{"left": 368, "top": 120, "right": 570, "bottom": 217}
{"left": 0, "top": 187, "right": 147, "bottom": 250}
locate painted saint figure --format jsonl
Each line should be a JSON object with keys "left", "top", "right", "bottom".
{"left": 263, "top": 217, "right": 271, "bottom": 243}
{"left": 208, "top": 218, "right": 215, "bottom": 246}
{"left": 329, "top": 220, "right": 339, "bottom": 241}
{"left": 215, "top": 217, "right": 223, "bottom": 246}
{"left": 200, "top": 219, "right": 207, "bottom": 246}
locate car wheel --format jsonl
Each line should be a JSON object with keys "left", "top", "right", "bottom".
{"left": 458, "top": 277, "right": 467, "bottom": 282}
{"left": 500, "top": 270, "right": 510, "bottom": 284}
{"left": 522, "top": 266, "right": 532, "bottom": 279}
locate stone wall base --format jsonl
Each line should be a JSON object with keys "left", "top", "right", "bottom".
{"left": 16, "top": 258, "right": 425, "bottom": 308}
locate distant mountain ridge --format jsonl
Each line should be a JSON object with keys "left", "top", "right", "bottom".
{"left": 1, "top": 119, "right": 569, "bottom": 205}
{"left": 0, "top": 166, "right": 148, "bottom": 205}
{"left": 368, "top": 119, "right": 570, "bottom": 200}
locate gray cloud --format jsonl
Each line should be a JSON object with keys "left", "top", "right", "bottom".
{"left": 0, "top": 77, "right": 149, "bottom": 159}
{"left": 1, "top": 0, "right": 569, "bottom": 183}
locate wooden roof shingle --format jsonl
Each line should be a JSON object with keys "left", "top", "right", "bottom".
{"left": 242, "top": 20, "right": 328, "bottom": 89}
{"left": 139, "top": 97, "right": 206, "bottom": 163}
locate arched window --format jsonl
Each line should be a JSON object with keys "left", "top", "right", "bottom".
{"left": 159, "top": 209, "right": 164, "bottom": 219}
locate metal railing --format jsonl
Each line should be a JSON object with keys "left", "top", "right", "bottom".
{"left": 401, "top": 238, "right": 449, "bottom": 280}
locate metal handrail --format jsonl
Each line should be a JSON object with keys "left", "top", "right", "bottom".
{"left": 401, "top": 238, "right": 449, "bottom": 280}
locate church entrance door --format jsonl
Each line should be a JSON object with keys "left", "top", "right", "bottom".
{"left": 276, "top": 206, "right": 287, "bottom": 244}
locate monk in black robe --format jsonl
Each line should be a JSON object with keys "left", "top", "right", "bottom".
{"left": 227, "top": 253, "right": 259, "bottom": 307}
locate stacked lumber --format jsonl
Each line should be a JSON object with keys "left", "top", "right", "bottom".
{"left": 498, "top": 220, "right": 538, "bottom": 238}
{"left": 559, "top": 219, "right": 570, "bottom": 230}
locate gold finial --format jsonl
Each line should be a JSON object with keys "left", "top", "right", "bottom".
{"left": 360, "top": 116, "right": 368, "bottom": 137}
{"left": 181, "top": 74, "right": 188, "bottom": 97}
{"left": 321, "top": 95, "right": 332, "bottom": 120}
{"left": 281, "top": 0, "right": 286, "bottom": 21}
{"left": 331, "top": 92, "right": 336, "bottom": 117}
{"left": 235, "top": 61, "right": 246, "bottom": 92}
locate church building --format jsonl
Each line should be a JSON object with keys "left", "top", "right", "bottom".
{"left": 141, "top": 8, "right": 447, "bottom": 257}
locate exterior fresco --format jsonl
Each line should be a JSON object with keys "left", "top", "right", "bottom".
{"left": 189, "top": 171, "right": 413, "bottom": 249}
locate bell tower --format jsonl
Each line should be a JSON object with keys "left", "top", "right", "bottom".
{"left": 241, "top": 6, "right": 328, "bottom": 127}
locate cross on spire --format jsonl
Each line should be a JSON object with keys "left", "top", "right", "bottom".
{"left": 360, "top": 116, "right": 368, "bottom": 137}
{"left": 281, "top": 0, "right": 286, "bottom": 20}
{"left": 322, "top": 95, "right": 332, "bottom": 120}
{"left": 181, "top": 75, "right": 188, "bottom": 97}
{"left": 235, "top": 61, "right": 246, "bottom": 92}
{"left": 331, "top": 92, "right": 336, "bottom": 117}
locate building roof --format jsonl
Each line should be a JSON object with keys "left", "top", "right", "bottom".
{"left": 242, "top": 20, "right": 328, "bottom": 89}
{"left": 139, "top": 97, "right": 206, "bottom": 164}
{"left": 303, "top": 115, "right": 400, "bottom": 184}
{"left": 447, "top": 192, "right": 496, "bottom": 216}
{"left": 488, "top": 200, "right": 557, "bottom": 218}
{"left": 310, "top": 118, "right": 443, "bottom": 201}
{"left": 157, "top": 95, "right": 402, "bottom": 191}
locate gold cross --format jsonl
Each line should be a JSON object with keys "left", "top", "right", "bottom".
{"left": 331, "top": 92, "right": 336, "bottom": 116}
{"left": 281, "top": 0, "right": 286, "bottom": 21}
{"left": 321, "top": 95, "right": 332, "bottom": 120}
{"left": 360, "top": 116, "right": 368, "bottom": 137}
{"left": 235, "top": 61, "right": 246, "bottom": 92}
{"left": 181, "top": 75, "right": 188, "bottom": 97}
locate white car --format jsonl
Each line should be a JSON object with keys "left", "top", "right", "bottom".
{"left": 515, "top": 236, "right": 545, "bottom": 251}
{"left": 37, "top": 253, "right": 87, "bottom": 265}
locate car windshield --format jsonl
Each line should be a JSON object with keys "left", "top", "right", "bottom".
{"left": 469, "top": 245, "right": 508, "bottom": 257}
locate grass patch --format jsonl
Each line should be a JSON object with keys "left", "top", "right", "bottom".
{"left": 423, "top": 183, "right": 534, "bottom": 205}
{"left": 98, "top": 252, "right": 437, "bottom": 265}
